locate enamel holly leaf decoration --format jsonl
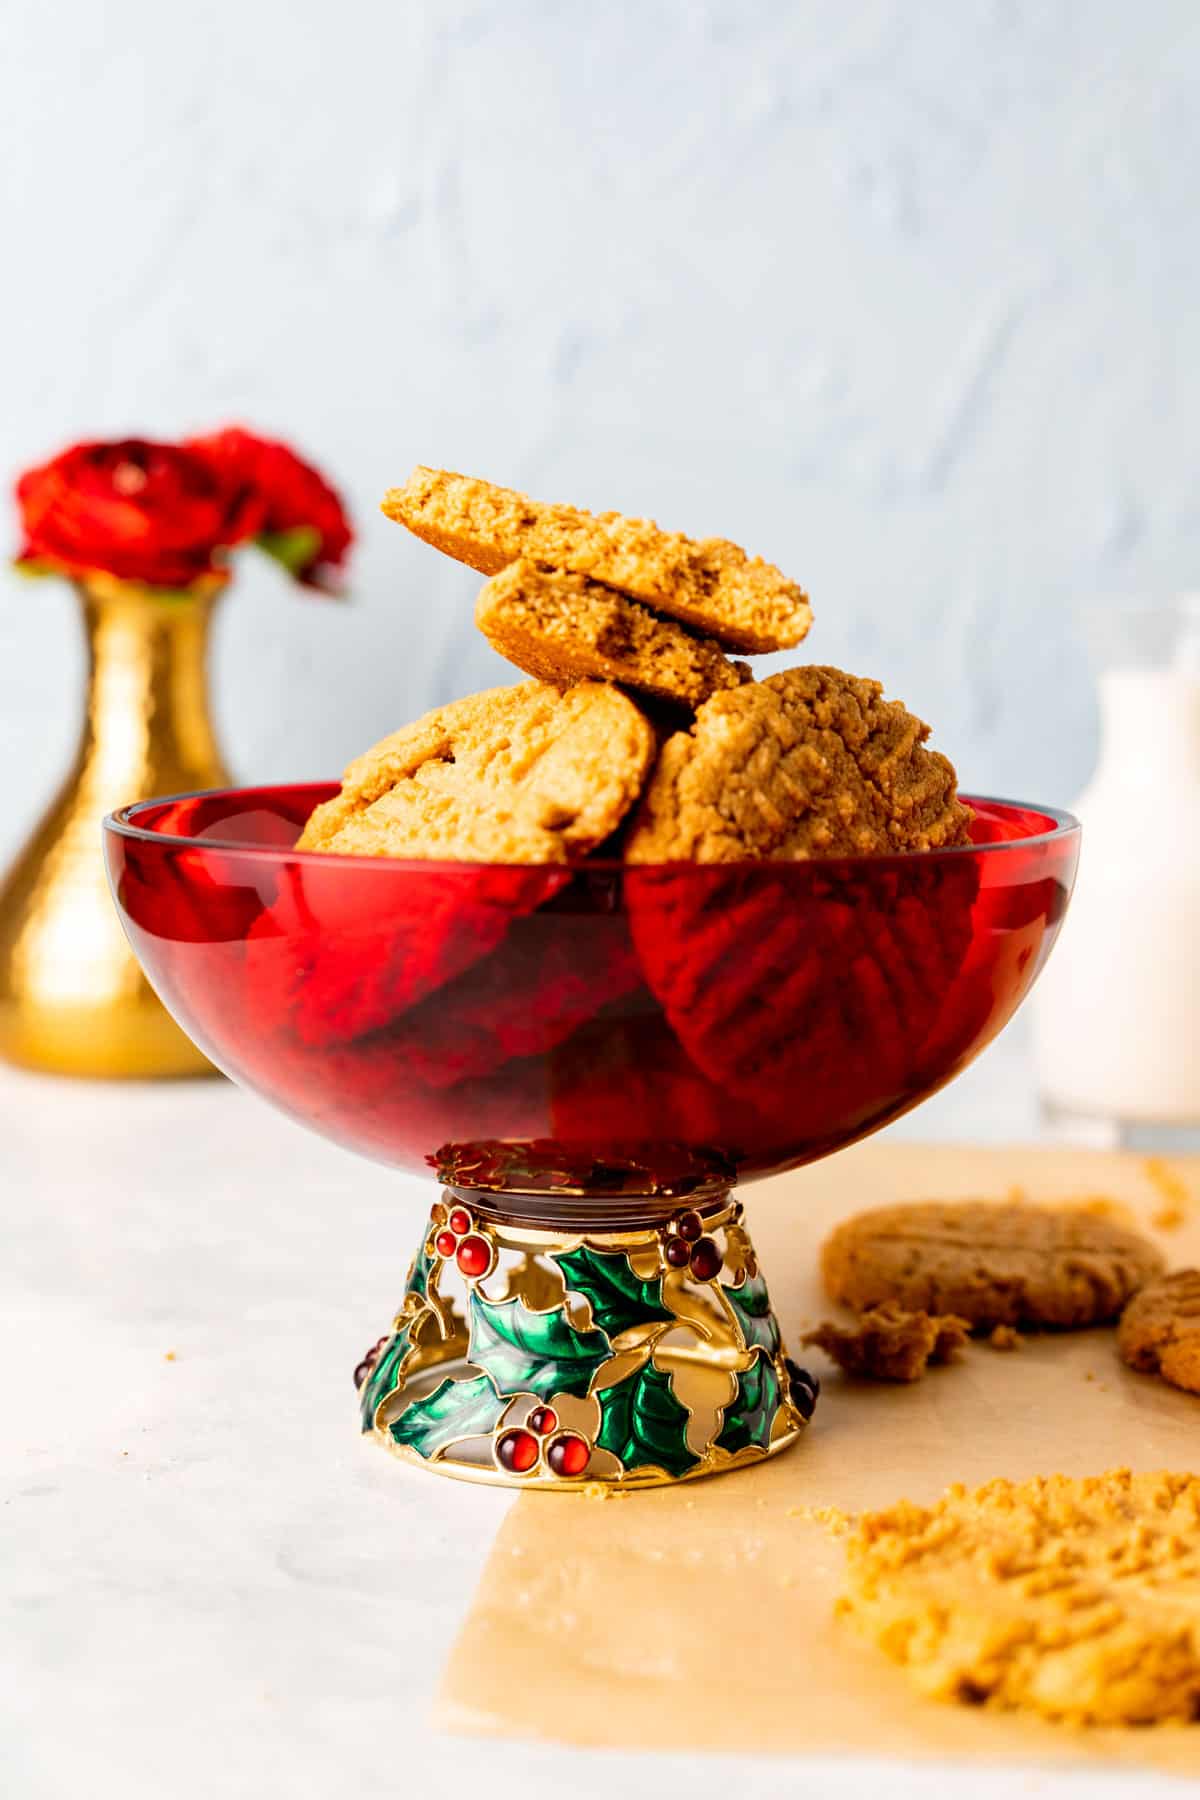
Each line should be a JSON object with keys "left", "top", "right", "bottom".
{"left": 467, "top": 1291, "right": 611, "bottom": 1401}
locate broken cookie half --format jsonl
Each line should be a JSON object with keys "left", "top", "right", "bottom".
{"left": 384, "top": 464, "right": 811, "bottom": 652}
{"left": 475, "top": 560, "right": 750, "bottom": 708}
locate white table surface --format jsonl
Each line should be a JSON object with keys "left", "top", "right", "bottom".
{"left": 2, "top": 1041, "right": 1187, "bottom": 1800}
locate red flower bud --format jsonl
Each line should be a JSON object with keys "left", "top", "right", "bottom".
{"left": 186, "top": 426, "right": 353, "bottom": 592}
{"left": 15, "top": 438, "right": 264, "bottom": 591}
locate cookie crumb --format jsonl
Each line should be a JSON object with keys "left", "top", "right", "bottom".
{"left": 1071, "top": 1194, "right": 1139, "bottom": 1230}
{"left": 839, "top": 1469, "right": 1200, "bottom": 1725}
{"left": 1145, "top": 1157, "right": 1191, "bottom": 1230}
{"left": 788, "top": 1503, "right": 854, "bottom": 1533}
{"left": 988, "top": 1324, "right": 1022, "bottom": 1352}
{"left": 801, "top": 1303, "right": 969, "bottom": 1382}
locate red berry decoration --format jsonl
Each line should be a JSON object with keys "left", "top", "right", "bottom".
{"left": 456, "top": 1234, "right": 493, "bottom": 1278}
{"left": 434, "top": 1229, "right": 458, "bottom": 1259}
{"left": 528, "top": 1406, "right": 558, "bottom": 1436}
{"left": 785, "top": 1358, "right": 820, "bottom": 1420}
{"left": 495, "top": 1428, "right": 539, "bottom": 1474}
{"left": 689, "top": 1236, "right": 723, "bottom": 1281}
{"left": 547, "top": 1433, "right": 590, "bottom": 1478}
{"left": 677, "top": 1209, "right": 703, "bottom": 1243}
{"left": 664, "top": 1236, "right": 692, "bottom": 1269}
{"left": 353, "top": 1335, "right": 389, "bottom": 1389}
{"left": 448, "top": 1206, "right": 472, "bottom": 1236}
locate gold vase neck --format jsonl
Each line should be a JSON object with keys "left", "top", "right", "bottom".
{"left": 73, "top": 579, "right": 230, "bottom": 813}
{"left": 0, "top": 578, "right": 226, "bottom": 1077}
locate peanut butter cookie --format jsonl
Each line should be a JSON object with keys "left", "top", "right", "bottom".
{"left": 298, "top": 679, "right": 654, "bottom": 863}
{"left": 383, "top": 465, "right": 811, "bottom": 652}
{"left": 475, "top": 560, "right": 749, "bottom": 707}
{"left": 1118, "top": 1269, "right": 1200, "bottom": 1395}
{"left": 801, "top": 1304, "right": 970, "bottom": 1382}
{"left": 839, "top": 1469, "right": 1200, "bottom": 1725}
{"left": 625, "top": 665, "right": 972, "bottom": 863}
{"left": 822, "top": 1200, "right": 1165, "bottom": 1329}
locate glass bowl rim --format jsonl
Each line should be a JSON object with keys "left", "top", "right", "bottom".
{"left": 103, "top": 784, "right": 1081, "bottom": 873}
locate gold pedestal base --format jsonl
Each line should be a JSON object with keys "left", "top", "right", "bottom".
{"left": 356, "top": 1191, "right": 819, "bottom": 1492}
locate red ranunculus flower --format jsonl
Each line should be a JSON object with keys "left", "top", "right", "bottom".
{"left": 15, "top": 438, "right": 264, "bottom": 591}
{"left": 187, "top": 426, "right": 353, "bottom": 592}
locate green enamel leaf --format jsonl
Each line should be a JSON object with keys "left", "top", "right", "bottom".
{"left": 389, "top": 1372, "right": 506, "bottom": 1459}
{"left": 555, "top": 1245, "right": 673, "bottom": 1339}
{"left": 468, "top": 1291, "right": 610, "bottom": 1402}
{"left": 715, "top": 1351, "right": 782, "bottom": 1456}
{"left": 726, "top": 1273, "right": 781, "bottom": 1356}
{"left": 358, "top": 1323, "right": 412, "bottom": 1433}
{"left": 595, "top": 1361, "right": 697, "bottom": 1479}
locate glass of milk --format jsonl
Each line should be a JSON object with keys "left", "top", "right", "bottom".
{"left": 1033, "top": 597, "right": 1200, "bottom": 1149}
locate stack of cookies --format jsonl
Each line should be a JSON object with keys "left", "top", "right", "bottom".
{"left": 391, "top": 464, "right": 812, "bottom": 707}
{"left": 299, "top": 467, "right": 973, "bottom": 866}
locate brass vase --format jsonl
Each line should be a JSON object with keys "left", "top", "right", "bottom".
{"left": 0, "top": 577, "right": 230, "bottom": 1077}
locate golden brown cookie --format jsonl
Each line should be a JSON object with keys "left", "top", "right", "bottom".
{"left": 801, "top": 1303, "right": 970, "bottom": 1382}
{"left": 298, "top": 679, "right": 654, "bottom": 863}
{"left": 383, "top": 465, "right": 811, "bottom": 652}
{"left": 821, "top": 1200, "right": 1165, "bottom": 1329}
{"left": 625, "top": 664, "right": 972, "bottom": 863}
{"left": 839, "top": 1469, "right": 1200, "bottom": 1725}
{"left": 475, "top": 560, "right": 749, "bottom": 708}
{"left": 1117, "top": 1269, "right": 1200, "bottom": 1395}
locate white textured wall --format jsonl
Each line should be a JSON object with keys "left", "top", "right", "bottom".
{"left": 2, "top": 0, "right": 1198, "bottom": 868}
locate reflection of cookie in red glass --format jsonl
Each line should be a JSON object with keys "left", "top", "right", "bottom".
{"left": 362, "top": 913, "right": 643, "bottom": 1088}
{"left": 919, "top": 866, "right": 1068, "bottom": 1078}
{"left": 111, "top": 790, "right": 311, "bottom": 951}
{"left": 626, "top": 858, "right": 979, "bottom": 1115}
{"left": 245, "top": 860, "right": 565, "bottom": 1046}
{"left": 113, "top": 842, "right": 272, "bottom": 947}
{"left": 548, "top": 1010, "right": 753, "bottom": 1170}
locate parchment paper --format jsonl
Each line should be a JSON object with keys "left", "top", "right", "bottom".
{"left": 437, "top": 1143, "right": 1200, "bottom": 1778}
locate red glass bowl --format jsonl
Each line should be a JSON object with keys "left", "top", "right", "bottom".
{"left": 104, "top": 785, "right": 1079, "bottom": 1217}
